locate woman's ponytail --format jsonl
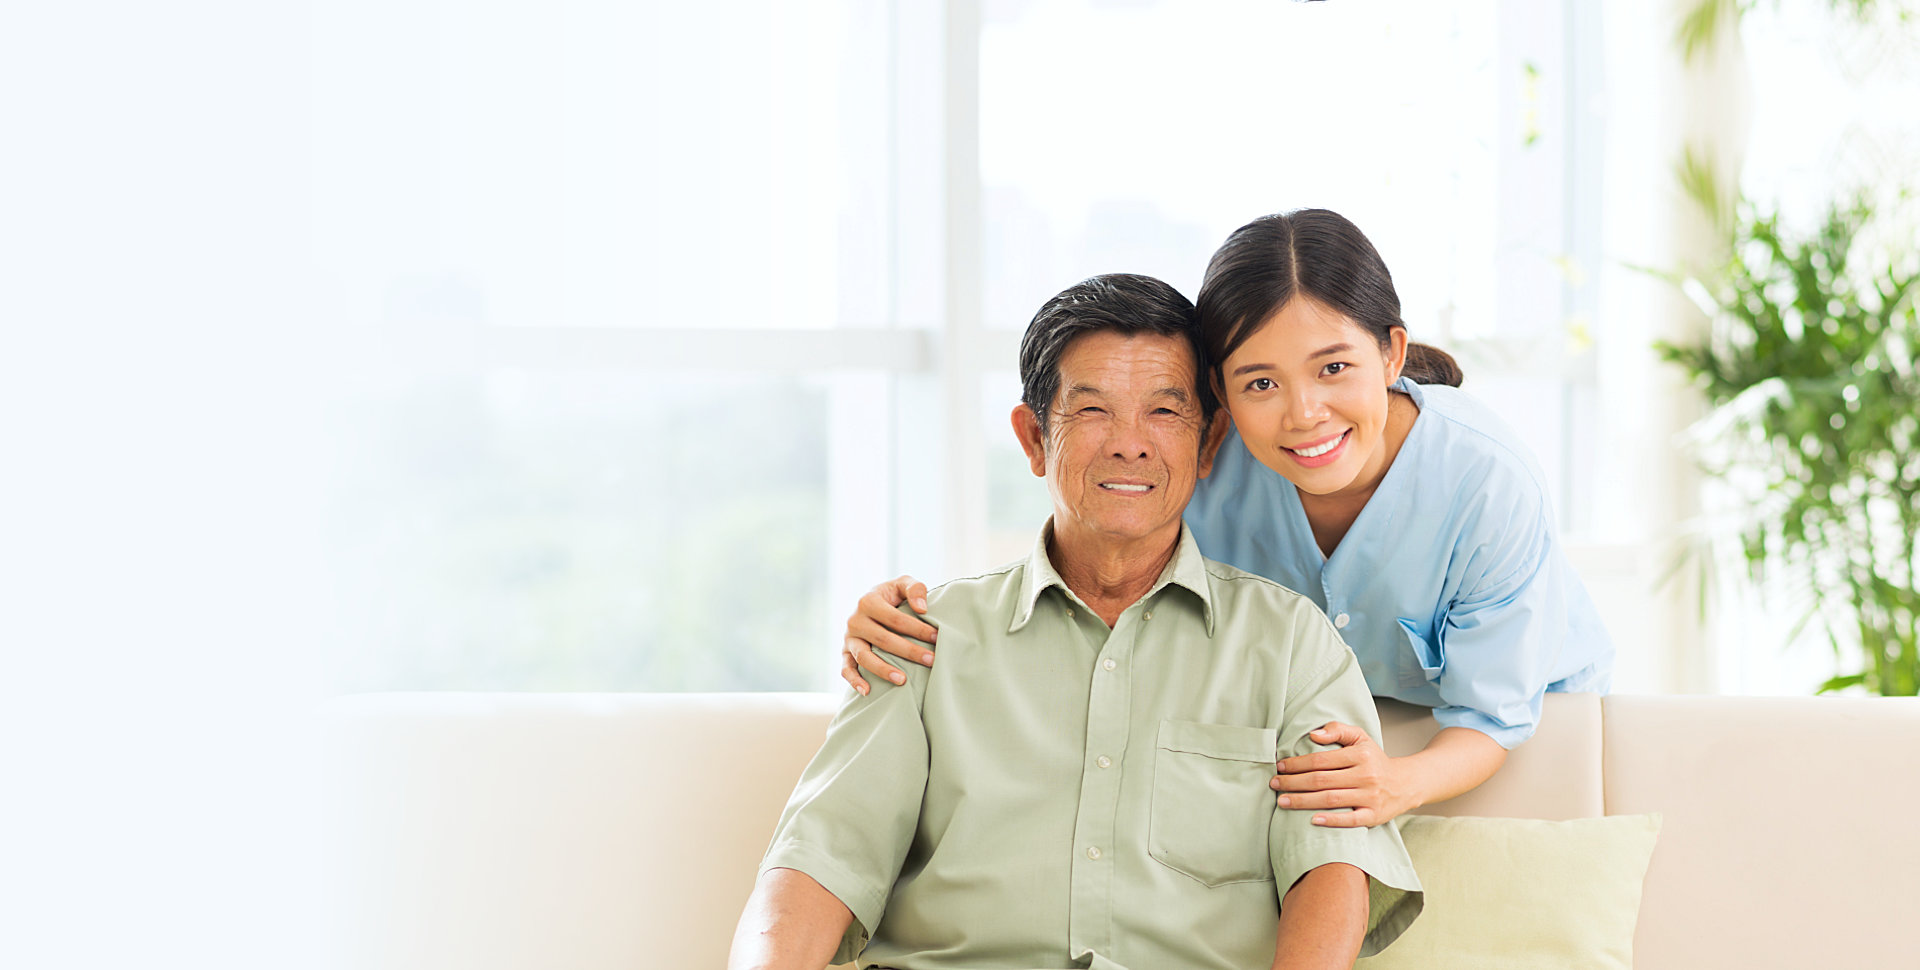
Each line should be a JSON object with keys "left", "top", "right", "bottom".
{"left": 1402, "top": 341, "right": 1463, "bottom": 387}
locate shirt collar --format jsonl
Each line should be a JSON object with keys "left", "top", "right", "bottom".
{"left": 1010, "top": 519, "right": 1216, "bottom": 635}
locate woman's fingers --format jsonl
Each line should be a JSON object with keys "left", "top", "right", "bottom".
{"left": 1275, "top": 788, "right": 1368, "bottom": 811}
{"left": 1271, "top": 768, "right": 1365, "bottom": 794}
{"left": 892, "top": 576, "right": 931, "bottom": 614}
{"left": 1274, "top": 746, "right": 1362, "bottom": 779}
{"left": 1308, "top": 721, "right": 1372, "bottom": 747}
{"left": 856, "top": 586, "right": 939, "bottom": 654}
{"left": 1309, "top": 808, "right": 1376, "bottom": 829}
{"left": 876, "top": 575, "right": 934, "bottom": 616}
{"left": 849, "top": 636, "right": 908, "bottom": 685}
{"left": 848, "top": 613, "right": 937, "bottom": 667}
{"left": 840, "top": 643, "right": 870, "bottom": 695}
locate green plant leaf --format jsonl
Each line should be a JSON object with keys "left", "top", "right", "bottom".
{"left": 1817, "top": 672, "right": 1869, "bottom": 694}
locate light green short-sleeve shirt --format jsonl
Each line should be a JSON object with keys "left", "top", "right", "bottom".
{"left": 762, "top": 523, "right": 1423, "bottom": 969}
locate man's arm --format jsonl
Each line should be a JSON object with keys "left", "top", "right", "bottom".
{"left": 728, "top": 867, "right": 855, "bottom": 970}
{"left": 1265, "top": 611, "right": 1425, "bottom": 958}
{"left": 1271, "top": 862, "right": 1367, "bottom": 970}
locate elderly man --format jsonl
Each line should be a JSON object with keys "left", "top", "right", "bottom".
{"left": 728, "top": 274, "right": 1421, "bottom": 970}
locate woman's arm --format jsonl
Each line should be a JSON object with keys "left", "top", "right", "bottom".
{"left": 1272, "top": 724, "right": 1507, "bottom": 828}
{"left": 838, "top": 576, "right": 940, "bottom": 695}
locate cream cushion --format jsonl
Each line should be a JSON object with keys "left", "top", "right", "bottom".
{"left": 1354, "top": 814, "right": 1661, "bottom": 970}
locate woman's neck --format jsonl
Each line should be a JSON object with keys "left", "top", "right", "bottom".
{"left": 1299, "top": 390, "right": 1418, "bottom": 559}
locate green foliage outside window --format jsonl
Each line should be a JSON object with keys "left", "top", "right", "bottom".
{"left": 1657, "top": 197, "right": 1920, "bottom": 695}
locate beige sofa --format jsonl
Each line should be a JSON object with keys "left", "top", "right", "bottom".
{"left": 326, "top": 691, "right": 1920, "bottom": 969}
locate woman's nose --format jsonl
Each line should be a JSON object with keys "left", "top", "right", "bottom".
{"left": 1286, "top": 388, "right": 1329, "bottom": 429}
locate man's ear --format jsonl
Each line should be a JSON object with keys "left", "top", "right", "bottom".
{"left": 1196, "top": 408, "right": 1231, "bottom": 480}
{"left": 1012, "top": 404, "right": 1047, "bottom": 477}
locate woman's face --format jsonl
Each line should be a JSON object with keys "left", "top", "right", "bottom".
{"left": 1216, "top": 297, "right": 1407, "bottom": 501}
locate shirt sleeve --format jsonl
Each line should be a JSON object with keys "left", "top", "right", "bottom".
{"left": 1430, "top": 506, "right": 1566, "bottom": 749}
{"left": 759, "top": 669, "right": 929, "bottom": 964}
{"left": 1270, "top": 612, "right": 1424, "bottom": 958}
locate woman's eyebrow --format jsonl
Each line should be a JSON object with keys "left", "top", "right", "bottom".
{"left": 1229, "top": 343, "right": 1358, "bottom": 378}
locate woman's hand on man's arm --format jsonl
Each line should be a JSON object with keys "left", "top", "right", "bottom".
{"left": 1272, "top": 723, "right": 1508, "bottom": 828}
{"left": 840, "top": 576, "right": 939, "bottom": 695}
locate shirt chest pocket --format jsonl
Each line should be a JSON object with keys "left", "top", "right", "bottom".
{"left": 1397, "top": 617, "right": 1445, "bottom": 688}
{"left": 1147, "top": 720, "right": 1279, "bottom": 887}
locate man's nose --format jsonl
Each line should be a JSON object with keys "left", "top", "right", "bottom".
{"left": 1106, "top": 412, "right": 1153, "bottom": 459}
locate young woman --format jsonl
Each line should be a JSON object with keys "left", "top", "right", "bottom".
{"left": 841, "top": 209, "right": 1613, "bottom": 828}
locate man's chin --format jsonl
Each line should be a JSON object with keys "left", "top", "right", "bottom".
{"left": 1059, "top": 513, "right": 1188, "bottom": 547}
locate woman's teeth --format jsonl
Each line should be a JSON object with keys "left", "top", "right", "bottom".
{"left": 1289, "top": 432, "right": 1346, "bottom": 458}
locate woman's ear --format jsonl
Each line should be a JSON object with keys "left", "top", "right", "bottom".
{"left": 1386, "top": 327, "right": 1409, "bottom": 383}
{"left": 1011, "top": 404, "right": 1047, "bottom": 477}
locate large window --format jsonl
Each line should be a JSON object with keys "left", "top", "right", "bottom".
{"left": 318, "top": 0, "right": 1603, "bottom": 694}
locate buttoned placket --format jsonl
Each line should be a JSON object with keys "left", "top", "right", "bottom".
{"left": 1321, "top": 564, "right": 1350, "bottom": 633}
{"left": 1064, "top": 592, "right": 1147, "bottom": 961}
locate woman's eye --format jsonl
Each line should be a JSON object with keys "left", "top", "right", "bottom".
{"left": 1247, "top": 377, "right": 1275, "bottom": 392}
{"left": 1322, "top": 362, "right": 1349, "bottom": 377}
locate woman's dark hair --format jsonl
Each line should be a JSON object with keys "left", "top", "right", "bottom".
{"left": 1195, "top": 209, "right": 1463, "bottom": 387}
{"left": 1018, "top": 273, "right": 1217, "bottom": 434}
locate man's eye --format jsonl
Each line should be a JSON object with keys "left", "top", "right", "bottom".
{"left": 1246, "top": 377, "right": 1275, "bottom": 392}
{"left": 1323, "top": 362, "right": 1350, "bottom": 377}
{"left": 1079, "top": 406, "right": 1105, "bottom": 415}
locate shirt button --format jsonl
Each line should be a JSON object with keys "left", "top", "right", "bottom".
{"left": 1334, "top": 613, "right": 1350, "bottom": 629}
{"left": 1096, "top": 755, "right": 1112, "bottom": 769}
{"left": 1144, "top": 610, "right": 1153, "bottom": 621}
{"left": 1102, "top": 658, "right": 1117, "bottom": 671}
{"left": 1066, "top": 608, "right": 1074, "bottom": 618}
{"left": 1086, "top": 846, "right": 1101, "bottom": 860}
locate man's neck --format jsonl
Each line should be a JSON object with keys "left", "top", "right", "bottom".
{"left": 1047, "top": 523, "right": 1181, "bottom": 628}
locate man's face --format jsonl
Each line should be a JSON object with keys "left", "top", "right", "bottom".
{"left": 1013, "top": 330, "right": 1225, "bottom": 552}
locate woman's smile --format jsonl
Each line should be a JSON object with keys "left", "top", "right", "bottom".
{"left": 1283, "top": 429, "right": 1351, "bottom": 466}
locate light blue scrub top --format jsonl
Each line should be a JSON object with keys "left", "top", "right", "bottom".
{"left": 1184, "top": 377, "right": 1613, "bottom": 749}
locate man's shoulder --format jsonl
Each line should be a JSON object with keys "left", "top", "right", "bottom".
{"left": 1199, "top": 555, "right": 1348, "bottom": 656}
{"left": 925, "top": 557, "right": 1026, "bottom": 599}
{"left": 899, "top": 558, "right": 1028, "bottom": 633}
{"left": 1200, "top": 555, "right": 1318, "bottom": 610}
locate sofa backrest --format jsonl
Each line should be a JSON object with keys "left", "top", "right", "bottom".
{"left": 1602, "top": 694, "right": 1920, "bottom": 970}
{"left": 327, "top": 692, "right": 838, "bottom": 970}
{"left": 1378, "top": 693, "right": 1604, "bottom": 819}
{"left": 326, "top": 691, "right": 1606, "bottom": 970}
